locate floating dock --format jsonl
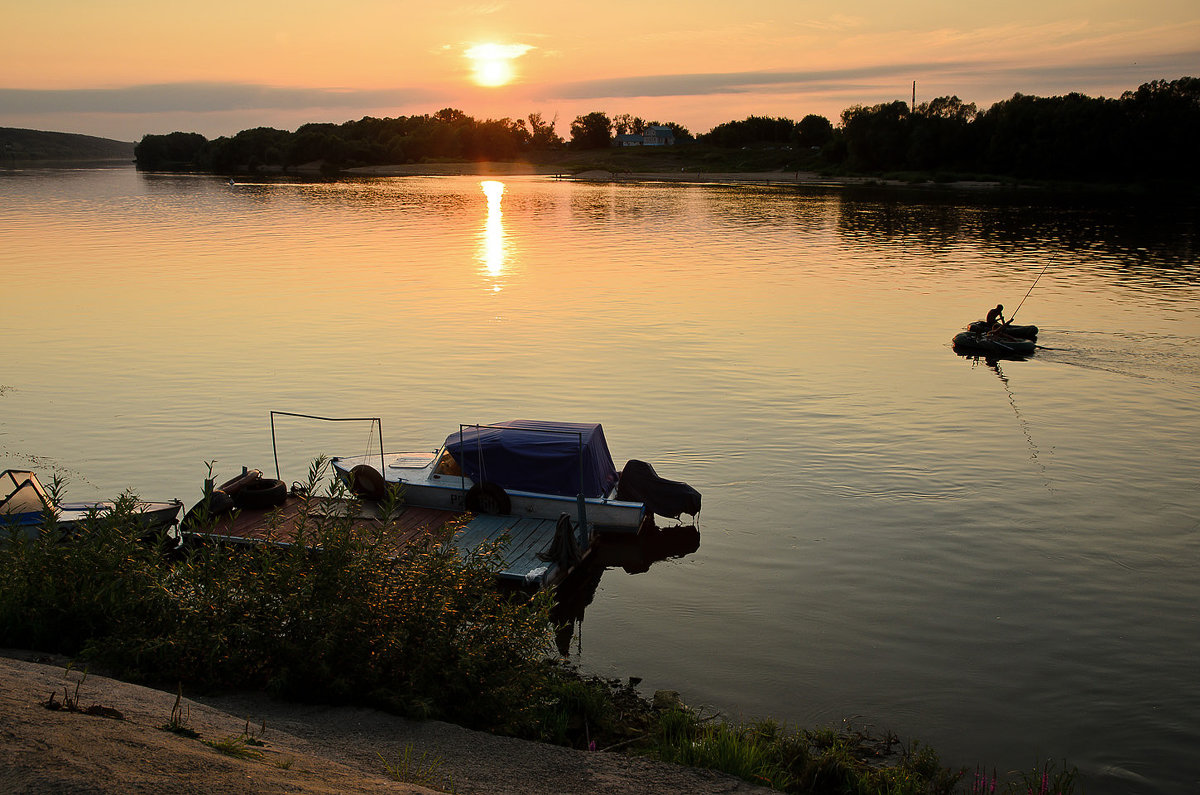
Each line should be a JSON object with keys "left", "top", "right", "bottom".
{"left": 179, "top": 492, "right": 589, "bottom": 589}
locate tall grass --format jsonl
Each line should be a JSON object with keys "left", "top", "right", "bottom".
{"left": 655, "top": 707, "right": 968, "bottom": 794}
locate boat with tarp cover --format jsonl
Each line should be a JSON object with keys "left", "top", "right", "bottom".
{"left": 319, "top": 418, "right": 701, "bottom": 535}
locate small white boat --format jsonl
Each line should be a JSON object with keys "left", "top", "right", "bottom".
{"left": 329, "top": 420, "right": 701, "bottom": 535}
{"left": 0, "top": 469, "right": 182, "bottom": 540}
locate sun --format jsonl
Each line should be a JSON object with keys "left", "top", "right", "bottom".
{"left": 465, "top": 43, "right": 533, "bottom": 87}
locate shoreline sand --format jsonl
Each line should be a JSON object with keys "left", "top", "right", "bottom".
{"left": 0, "top": 649, "right": 772, "bottom": 795}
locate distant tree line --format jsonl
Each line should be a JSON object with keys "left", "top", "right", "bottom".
{"left": 135, "top": 77, "right": 1198, "bottom": 184}
{"left": 134, "top": 109, "right": 566, "bottom": 172}
{"left": 833, "top": 77, "right": 1200, "bottom": 181}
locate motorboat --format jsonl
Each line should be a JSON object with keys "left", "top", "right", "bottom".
{"left": 330, "top": 420, "right": 701, "bottom": 534}
{"left": 0, "top": 469, "right": 182, "bottom": 540}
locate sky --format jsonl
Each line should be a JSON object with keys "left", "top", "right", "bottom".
{"left": 2, "top": 0, "right": 1197, "bottom": 142}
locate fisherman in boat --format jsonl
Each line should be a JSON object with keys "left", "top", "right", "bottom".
{"left": 985, "top": 304, "right": 1006, "bottom": 331}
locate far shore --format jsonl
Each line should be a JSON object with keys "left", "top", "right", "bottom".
{"left": 341, "top": 161, "right": 1008, "bottom": 190}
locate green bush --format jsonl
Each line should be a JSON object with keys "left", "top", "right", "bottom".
{"left": 0, "top": 462, "right": 557, "bottom": 734}
{"left": 0, "top": 462, "right": 1078, "bottom": 793}
{"left": 654, "top": 707, "right": 965, "bottom": 794}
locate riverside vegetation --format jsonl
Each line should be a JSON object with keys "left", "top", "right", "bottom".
{"left": 131, "top": 76, "right": 1199, "bottom": 192}
{"left": 0, "top": 461, "right": 1080, "bottom": 793}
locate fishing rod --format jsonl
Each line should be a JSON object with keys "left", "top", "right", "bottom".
{"left": 1009, "top": 260, "right": 1054, "bottom": 322}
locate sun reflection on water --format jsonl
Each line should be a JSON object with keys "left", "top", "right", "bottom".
{"left": 480, "top": 180, "right": 506, "bottom": 288}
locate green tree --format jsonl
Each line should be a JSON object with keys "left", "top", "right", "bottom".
{"left": 569, "top": 112, "right": 613, "bottom": 149}
{"left": 527, "top": 113, "right": 564, "bottom": 149}
{"left": 700, "top": 116, "right": 796, "bottom": 148}
{"left": 661, "top": 121, "right": 693, "bottom": 143}
{"left": 840, "top": 101, "right": 910, "bottom": 171}
{"left": 1119, "top": 77, "right": 1200, "bottom": 180}
{"left": 907, "top": 96, "right": 977, "bottom": 170}
{"left": 795, "top": 114, "right": 833, "bottom": 148}
{"left": 612, "top": 114, "right": 647, "bottom": 135}
{"left": 134, "top": 132, "right": 208, "bottom": 170}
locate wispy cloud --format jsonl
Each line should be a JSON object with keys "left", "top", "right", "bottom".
{"left": 547, "top": 64, "right": 973, "bottom": 99}
{"left": 544, "top": 49, "right": 1200, "bottom": 100}
{"left": 0, "top": 83, "right": 436, "bottom": 115}
{"left": 802, "top": 14, "right": 865, "bottom": 32}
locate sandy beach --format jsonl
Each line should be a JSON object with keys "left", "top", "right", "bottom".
{"left": 0, "top": 650, "right": 772, "bottom": 795}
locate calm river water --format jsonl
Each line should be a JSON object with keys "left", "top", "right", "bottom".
{"left": 2, "top": 166, "right": 1198, "bottom": 792}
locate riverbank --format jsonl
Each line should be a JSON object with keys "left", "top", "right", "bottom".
{"left": 0, "top": 649, "right": 772, "bottom": 795}
{"left": 342, "top": 161, "right": 1007, "bottom": 191}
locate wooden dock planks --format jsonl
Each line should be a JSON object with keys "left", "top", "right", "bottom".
{"left": 184, "top": 494, "right": 585, "bottom": 588}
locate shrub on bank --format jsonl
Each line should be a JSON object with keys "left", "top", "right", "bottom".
{"left": 1, "top": 462, "right": 1072, "bottom": 793}
{"left": 0, "top": 462, "right": 557, "bottom": 734}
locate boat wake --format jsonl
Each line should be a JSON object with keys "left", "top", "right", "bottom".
{"left": 1032, "top": 329, "right": 1200, "bottom": 387}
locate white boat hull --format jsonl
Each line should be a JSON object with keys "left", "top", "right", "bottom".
{"left": 331, "top": 452, "right": 647, "bottom": 533}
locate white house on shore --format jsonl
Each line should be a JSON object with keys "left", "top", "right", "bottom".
{"left": 613, "top": 125, "right": 676, "bottom": 147}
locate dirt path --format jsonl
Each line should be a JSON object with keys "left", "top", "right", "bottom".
{"left": 1, "top": 651, "right": 773, "bottom": 794}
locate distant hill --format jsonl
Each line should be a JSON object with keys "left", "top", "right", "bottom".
{"left": 0, "top": 127, "right": 135, "bottom": 162}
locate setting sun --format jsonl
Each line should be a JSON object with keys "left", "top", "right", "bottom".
{"left": 464, "top": 43, "right": 532, "bottom": 87}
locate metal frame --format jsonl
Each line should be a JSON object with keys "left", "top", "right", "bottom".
{"left": 269, "top": 410, "right": 384, "bottom": 482}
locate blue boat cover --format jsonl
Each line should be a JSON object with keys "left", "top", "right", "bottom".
{"left": 444, "top": 421, "right": 618, "bottom": 498}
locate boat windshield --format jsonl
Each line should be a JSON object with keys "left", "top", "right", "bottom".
{"left": 433, "top": 449, "right": 462, "bottom": 476}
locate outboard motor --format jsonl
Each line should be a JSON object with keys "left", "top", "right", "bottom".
{"left": 616, "top": 459, "right": 701, "bottom": 520}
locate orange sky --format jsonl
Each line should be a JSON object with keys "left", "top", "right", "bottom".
{"left": 2, "top": 0, "right": 1197, "bottom": 141}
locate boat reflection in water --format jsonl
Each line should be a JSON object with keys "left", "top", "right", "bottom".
{"left": 551, "top": 524, "right": 701, "bottom": 656}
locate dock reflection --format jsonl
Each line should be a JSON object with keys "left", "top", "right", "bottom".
{"left": 551, "top": 524, "right": 700, "bottom": 656}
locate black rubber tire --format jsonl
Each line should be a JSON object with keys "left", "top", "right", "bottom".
{"left": 465, "top": 482, "right": 511, "bottom": 515}
{"left": 348, "top": 464, "right": 387, "bottom": 501}
{"left": 234, "top": 478, "right": 288, "bottom": 510}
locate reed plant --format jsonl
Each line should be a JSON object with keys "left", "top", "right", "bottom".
{"left": 379, "top": 745, "right": 455, "bottom": 792}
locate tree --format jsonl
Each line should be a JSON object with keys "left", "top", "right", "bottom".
{"left": 434, "top": 108, "right": 469, "bottom": 124}
{"left": 840, "top": 102, "right": 910, "bottom": 171}
{"left": 569, "top": 112, "right": 613, "bottom": 149}
{"left": 1119, "top": 77, "right": 1200, "bottom": 180}
{"left": 612, "top": 114, "right": 647, "bottom": 135}
{"left": 661, "top": 122, "right": 693, "bottom": 143}
{"left": 796, "top": 115, "right": 833, "bottom": 148}
{"left": 700, "top": 116, "right": 797, "bottom": 148}
{"left": 527, "top": 113, "right": 564, "bottom": 149}
{"left": 133, "top": 131, "right": 208, "bottom": 170}
{"left": 907, "top": 97, "right": 978, "bottom": 170}
{"left": 916, "top": 95, "right": 978, "bottom": 122}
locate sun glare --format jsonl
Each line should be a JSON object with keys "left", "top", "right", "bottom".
{"left": 480, "top": 180, "right": 506, "bottom": 279}
{"left": 465, "top": 43, "right": 532, "bottom": 87}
